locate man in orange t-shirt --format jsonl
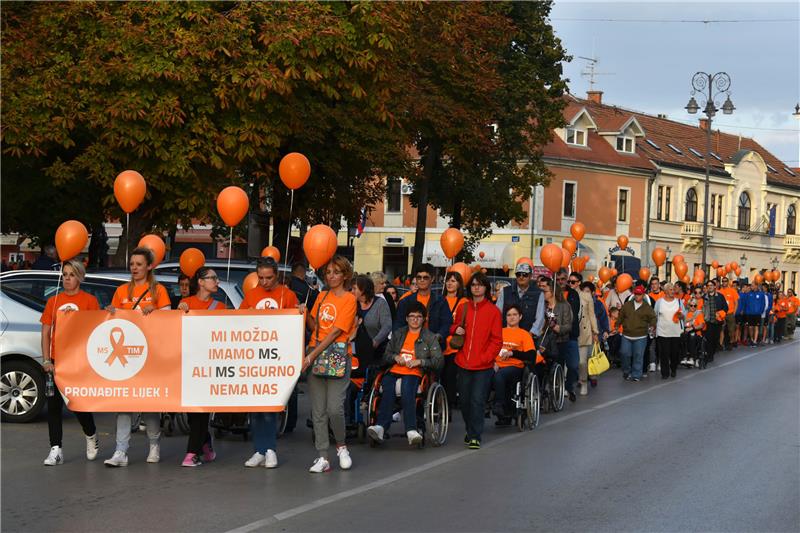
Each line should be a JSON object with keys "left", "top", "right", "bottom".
{"left": 718, "top": 277, "right": 739, "bottom": 349}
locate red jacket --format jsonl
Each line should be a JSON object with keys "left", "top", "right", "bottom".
{"left": 451, "top": 298, "right": 503, "bottom": 371}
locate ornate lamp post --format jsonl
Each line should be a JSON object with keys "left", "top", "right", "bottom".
{"left": 685, "top": 72, "right": 735, "bottom": 273}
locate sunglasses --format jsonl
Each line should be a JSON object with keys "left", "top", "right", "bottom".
{"left": 516, "top": 273, "right": 530, "bottom": 278}
{"left": 415, "top": 275, "right": 431, "bottom": 280}
{"left": 569, "top": 280, "right": 580, "bottom": 285}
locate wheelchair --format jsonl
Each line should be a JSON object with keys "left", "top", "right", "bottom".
{"left": 366, "top": 369, "right": 449, "bottom": 448}
{"left": 540, "top": 358, "right": 566, "bottom": 413}
{"left": 506, "top": 365, "right": 541, "bottom": 431}
{"left": 681, "top": 332, "right": 708, "bottom": 370}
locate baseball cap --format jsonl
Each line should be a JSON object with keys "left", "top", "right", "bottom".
{"left": 515, "top": 263, "right": 532, "bottom": 275}
{"left": 633, "top": 286, "right": 646, "bottom": 295}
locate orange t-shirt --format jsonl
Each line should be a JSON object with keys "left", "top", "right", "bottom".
{"left": 40, "top": 291, "right": 100, "bottom": 360}
{"left": 416, "top": 293, "right": 430, "bottom": 309}
{"left": 390, "top": 330, "right": 423, "bottom": 377}
{"left": 111, "top": 283, "right": 170, "bottom": 311}
{"left": 685, "top": 310, "right": 706, "bottom": 335}
{"left": 649, "top": 291, "right": 664, "bottom": 302}
{"left": 443, "top": 296, "right": 467, "bottom": 356}
{"left": 719, "top": 287, "right": 738, "bottom": 314}
{"left": 308, "top": 290, "right": 357, "bottom": 347}
{"left": 774, "top": 299, "right": 789, "bottom": 319}
{"left": 497, "top": 327, "right": 535, "bottom": 368}
{"left": 240, "top": 285, "right": 298, "bottom": 310}
{"left": 180, "top": 295, "right": 228, "bottom": 311}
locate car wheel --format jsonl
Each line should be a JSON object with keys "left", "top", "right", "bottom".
{"left": 1, "top": 359, "right": 45, "bottom": 423}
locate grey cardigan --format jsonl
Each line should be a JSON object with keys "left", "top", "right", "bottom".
{"left": 360, "top": 296, "right": 392, "bottom": 346}
{"left": 551, "top": 301, "right": 574, "bottom": 343}
{"left": 382, "top": 327, "right": 443, "bottom": 372}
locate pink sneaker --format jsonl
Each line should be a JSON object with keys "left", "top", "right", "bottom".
{"left": 202, "top": 442, "right": 216, "bottom": 463}
{"left": 181, "top": 453, "right": 202, "bottom": 467}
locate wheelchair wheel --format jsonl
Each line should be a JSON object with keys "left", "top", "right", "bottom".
{"left": 424, "top": 382, "right": 448, "bottom": 447}
{"left": 174, "top": 412, "right": 190, "bottom": 435}
{"left": 517, "top": 372, "right": 540, "bottom": 432}
{"left": 551, "top": 363, "right": 565, "bottom": 412}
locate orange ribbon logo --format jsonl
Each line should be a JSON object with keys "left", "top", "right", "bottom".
{"left": 105, "top": 327, "right": 145, "bottom": 367}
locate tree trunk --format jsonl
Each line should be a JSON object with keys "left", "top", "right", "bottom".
{"left": 112, "top": 212, "right": 150, "bottom": 268}
{"left": 412, "top": 139, "right": 440, "bottom": 270}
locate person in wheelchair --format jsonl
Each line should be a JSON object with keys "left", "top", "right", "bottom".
{"left": 367, "top": 302, "right": 443, "bottom": 446}
{"left": 680, "top": 298, "right": 706, "bottom": 368}
{"left": 493, "top": 305, "right": 536, "bottom": 426}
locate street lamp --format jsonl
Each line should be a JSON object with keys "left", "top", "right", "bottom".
{"left": 685, "top": 72, "right": 734, "bottom": 273}
{"left": 740, "top": 253, "right": 747, "bottom": 276}
{"left": 770, "top": 256, "right": 780, "bottom": 269}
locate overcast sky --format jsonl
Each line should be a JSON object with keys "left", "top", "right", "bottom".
{"left": 550, "top": 1, "right": 800, "bottom": 167}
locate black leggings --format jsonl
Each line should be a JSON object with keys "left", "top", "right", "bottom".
{"left": 47, "top": 390, "right": 96, "bottom": 447}
{"left": 442, "top": 354, "right": 459, "bottom": 406}
{"left": 657, "top": 336, "right": 681, "bottom": 377}
{"left": 186, "top": 413, "right": 211, "bottom": 455}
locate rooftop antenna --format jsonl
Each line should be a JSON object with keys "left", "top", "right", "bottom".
{"left": 578, "top": 55, "right": 614, "bottom": 91}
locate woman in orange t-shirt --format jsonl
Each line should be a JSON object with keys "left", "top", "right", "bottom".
{"left": 442, "top": 271, "right": 467, "bottom": 406}
{"left": 304, "top": 255, "right": 357, "bottom": 473}
{"left": 40, "top": 259, "right": 101, "bottom": 466}
{"left": 492, "top": 305, "right": 536, "bottom": 425}
{"left": 103, "top": 247, "right": 171, "bottom": 468}
{"left": 176, "top": 266, "right": 227, "bottom": 467}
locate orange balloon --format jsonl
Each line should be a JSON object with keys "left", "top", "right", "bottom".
{"left": 478, "top": 251, "right": 485, "bottom": 259}
{"left": 716, "top": 267, "right": 725, "bottom": 278}
{"left": 651, "top": 247, "right": 666, "bottom": 267}
{"left": 55, "top": 220, "right": 88, "bottom": 261}
{"left": 473, "top": 263, "right": 482, "bottom": 272}
{"left": 571, "top": 258, "right": 583, "bottom": 273}
{"left": 725, "top": 264, "right": 732, "bottom": 273}
{"left": 242, "top": 272, "right": 259, "bottom": 294}
{"left": 672, "top": 254, "right": 685, "bottom": 265}
{"left": 180, "top": 248, "right": 205, "bottom": 278}
{"left": 682, "top": 274, "right": 690, "bottom": 284}
{"left": 539, "top": 244, "right": 562, "bottom": 273}
{"left": 615, "top": 273, "right": 633, "bottom": 293}
{"left": 516, "top": 257, "right": 534, "bottom": 268}
{"left": 114, "top": 170, "right": 146, "bottom": 213}
{"left": 754, "top": 273, "right": 763, "bottom": 285}
{"left": 734, "top": 266, "right": 741, "bottom": 277}
{"left": 588, "top": 275, "right": 595, "bottom": 283}
{"left": 693, "top": 268, "right": 705, "bottom": 285}
{"left": 440, "top": 228, "right": 464, "bottom": 259}
{"left": 639, "top": 267, "right": 651, "bottom": 282}
{"left": 598, "top": 267, "right": 612, "bottom": 283}
{"left": 560, "top": 247, "right": 571, "bottom": 269}
{"left": 616, "top": 235, "right": 629, "bottom": 250}
{"left": 730, "top": 261, "right": 738, "bottom": 270}
{"left": 502, "top": 264, "right": 509, "bottom": 273}
{"left": 610, "top": 268, "right": 618, "bottom": 278}
{"left": 138, "top": 235, "right": 166, "bottom": 267}
{"left": 261, "top": 246, "right": 281, "bottom": 262}
{"left": 448, "top": 262, "right": 472, "bottom": 285}
{"left": 279, "top": 152, "right": 311, "bottom": 190}
{"left": 217, "top": 186, "right": 249, "bottom": 226}
{"left": 303, "top": 224, "right": 338, "bottom": 269}
{"left": 570, "top": 222, "right": 586, "bottom": 242}
{"left": 674, "top": 261, "right": 688, "bottom": 279}
{"left": 711, "top": 260, "right": 719, "bottom": 269}
{"left": 562, "top": 237, "right": 577, "bottom": 255}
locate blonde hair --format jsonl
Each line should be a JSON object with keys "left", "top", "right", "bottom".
{"left": 325, "top": 255, "right": 353, "bottom": 284}
{"left": 62, "top": 259, "right": 86, "bottom": 282}
{"left": 127, "top": 246, "right": 159, "bottom": 298}
{"left": 370, "top": 271, "right": 387, "bottom": 285}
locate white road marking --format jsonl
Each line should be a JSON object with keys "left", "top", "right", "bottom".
{"left": 225, "top": 339, "right": 799, "bottom": 533}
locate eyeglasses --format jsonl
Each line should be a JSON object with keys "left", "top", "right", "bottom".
{"left": 407, "top": 315, "right": 424, "bottom": 321}
{"left": 415, "top": 275, "right": 431, "bottom": 281}
{"left": 515, "top": 273, "right": 530, "bottom": 278}
{"left": 201, "top": 275, "right": 219, "bottom": 281}
{"left": 569, "top": 280, "right": 580, "bottom": 285}
{"left": 557, "top": 278, "right": 567, "bottom": 283}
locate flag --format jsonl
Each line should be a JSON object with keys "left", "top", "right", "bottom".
{"left": 768, "top": 205, "right": 776, "bottom": 237}
{"left": 355, "top": 207, "right": 367, "bottom": 238}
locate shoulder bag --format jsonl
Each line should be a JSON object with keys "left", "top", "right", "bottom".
{"left": 587, "top": 341, "right": 610, "bottom": 376}
{"left": 448, "top": 304, "right": 468, "bottom": 350}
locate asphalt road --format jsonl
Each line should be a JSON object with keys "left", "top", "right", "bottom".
{"left": 3, "top": 337, "right": 799, "bottom": 533}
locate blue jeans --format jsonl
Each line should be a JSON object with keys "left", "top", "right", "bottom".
{"left": 376, "top": 373, "right": 420, "bottom": 432}
{"left": 250, "top": 412, "right": 278, "bottom": 454}
{"left": 620, "top": 336, "right": 648, "bottom": 379}
{"left": 492, "top": 366, "right": 523, "bottom": 414}
{"left": 458, "top": 367, "right": 493, "bottom": 441}
{"left": 558, "top": 340, "right": 580, "bottom": 393}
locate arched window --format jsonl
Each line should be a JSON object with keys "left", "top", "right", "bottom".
{"left": 737, "top": 192, "right": 751, "bottom": 231}
{"left": 787, "top": 204, "right": 797, "bottom": 235}
{"left": 685, "top": 188, "right": 698, "bottom": 222}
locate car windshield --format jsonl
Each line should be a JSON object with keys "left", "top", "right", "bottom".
{"left": 1, "top": 284, "right": 47, "bottom": 312}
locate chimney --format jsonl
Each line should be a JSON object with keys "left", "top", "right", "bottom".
{"left": 586, "top": 90, "right": 603, "bottom": 104}
{"left": 699, "top": 118, "right": 709, "bottom": 131}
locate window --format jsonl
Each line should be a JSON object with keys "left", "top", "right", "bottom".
{"left": 710, "top": 152, "right": 723, "bottom": 162}
{"left": 710, "top": 194, "right": 724, "bottom": 227}
{"left": 788, "top": 205, "right": 797, "bottom": 235}
{"left": 656, "top": 185, "right": 671, "bottom": 221}
{"left": 563, "top": 182, "right": 576, "bottom": 218}
{"left": 646, "top": 139, "right": 661, "bottom": 150}
{"left": 616, "top": 136, "right": 634, "bottom": 153}
{"left": 617, "top": 188, "right": 629, "bottom": 222}
{"left": 667, "top": 143, "right": 683, "bottom": 155}
{"left": 566, "top": 128, "right": 586, "bottom": 146}
{"left": 665, "top": 187, "right": 671, "bottom": 221}
{"left": 386, "top": 177, "right": 401, "bottom": 213}
{"left": 737, "top": 192, "right": 751, "bottom": 231}
{"left": 785, "top": 167, "right": 796, "bottom": 176}
{"left": 689, "top": 148, "right": 704, "bottom": 159}
{"left": 685, "top": 188, "right": 698, "bottom": 222}
{"left": 766, "top": 164, "right": 777, "bottom": 174}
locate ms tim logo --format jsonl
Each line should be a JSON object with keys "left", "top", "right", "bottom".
{"left": 86, "top": 319, "right": 149, "bottom": 381}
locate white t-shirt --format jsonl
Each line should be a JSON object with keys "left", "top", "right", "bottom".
{"left": 655, "top": 298, "right": 683, "bottom": 338}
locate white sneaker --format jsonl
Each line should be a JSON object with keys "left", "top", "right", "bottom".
{"left": 43, "top": 446, "right": 63, "bottom": 466}
{"left": 648, "top": 363, "right": 656, "bottom": 372}
{"left": 694, "top": 360, "right": 700, "bottom": 368}
{"left": 146, "top": 443, "right": 160, "bottom": 463}
{"left": 406, "top": 429, "right": 423, "bottom": 446}
{"left": 85, "top": 434, "right": 99, "bottom": 461}
{"left": 245, "top": 452, "right": 266, "bottom": 467}
{"left": 579, "top": 382, "right": 588, "bottom": 396}
{"left": 680, "top": 358, "right": 687, "bottom": 365}
{"left": 367, "top": 425, "right": 384, "bottom": 442}
{"left": 337, "top": 446, "right": 352, "bottom": 470}
{"left": 309, "top": 457, "right": 331, "bottom": 473}
{"left": 392, "top": 412, "right": 401, "bottom": 422}
{"left": 687, "top": 358, "right": 694, "bottom": 367}
{"left": 265, "top": 450, "right": 278, "bottom": 469}
{"left": 104, "top": 450, "right": 129, "bottom": 467}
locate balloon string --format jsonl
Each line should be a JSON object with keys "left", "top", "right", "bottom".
{"left": 48, "top": 267, "right": 63, "bottom": 364}
{"left": 284, "top": 190, "right": 294, "bottom": 270}
{"left": 125, "top": 213, "right": 130, "bottom": 266}
{"left": 226, "top": 227, "right": 233, "bottom": 283}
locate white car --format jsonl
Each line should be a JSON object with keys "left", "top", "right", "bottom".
{"left": 0, "top": 270, "right": 242, "bottom": 423}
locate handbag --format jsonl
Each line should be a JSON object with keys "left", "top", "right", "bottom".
{"left": 310, "top": 291, "right": 348, "bottom": 378}
{"left": 448, "top": 305, "right": 468, "bottom": 350}
{"left": 588, "top": 341, "right": 610, "bottom": 376}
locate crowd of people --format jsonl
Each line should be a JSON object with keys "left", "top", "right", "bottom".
{"left": 39, "top": 251, "right": 798, "bottom": 472}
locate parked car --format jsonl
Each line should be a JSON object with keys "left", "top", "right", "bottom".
{"left": 0, "top": 270, "right": 242, "bottom": 423}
